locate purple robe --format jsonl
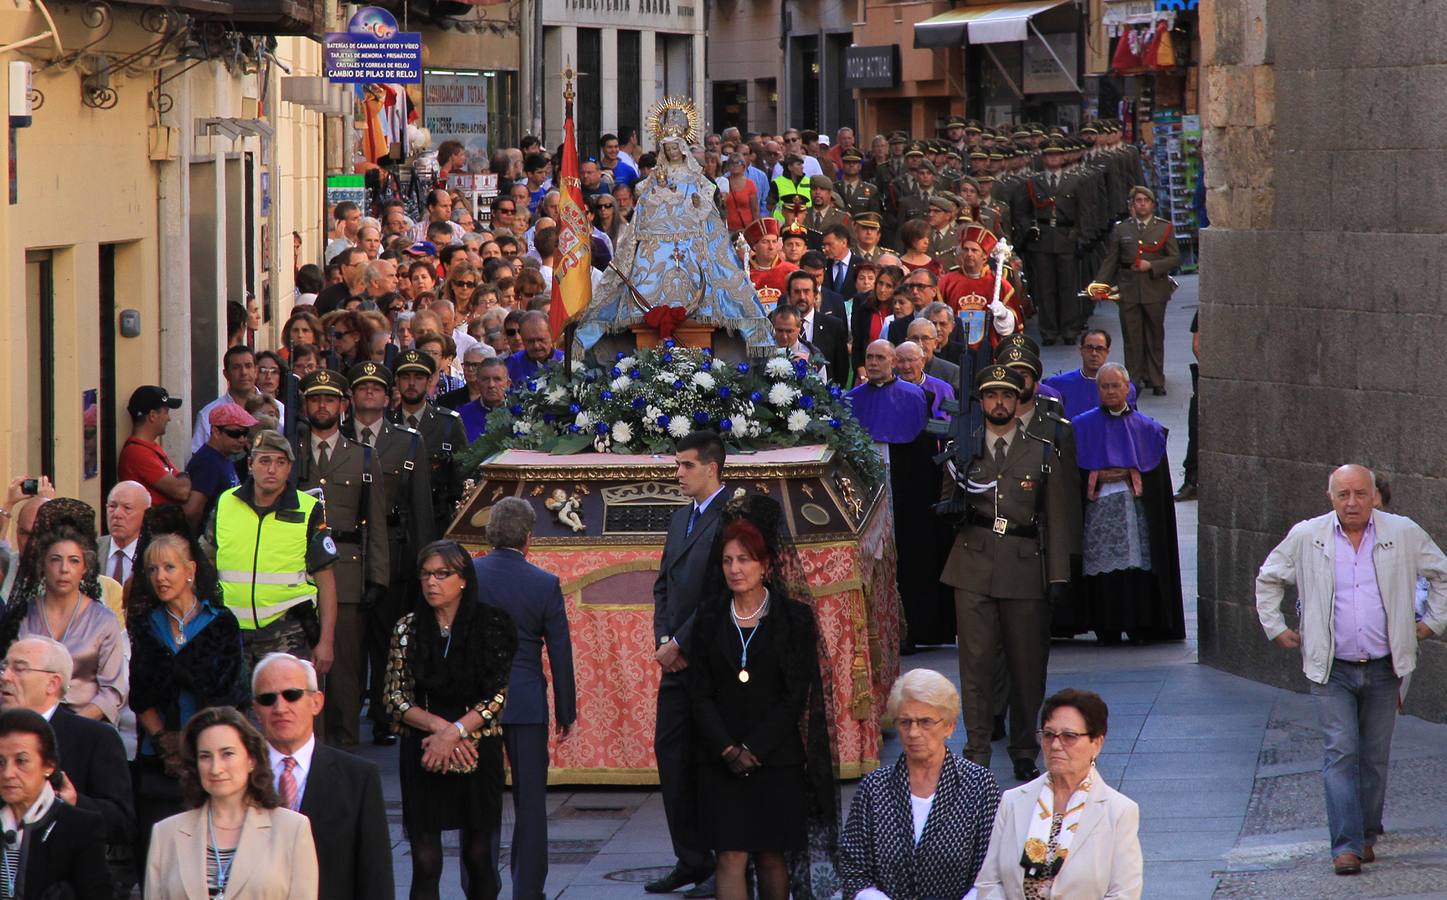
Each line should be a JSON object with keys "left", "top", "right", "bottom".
{"left": 1042, "top": 369, "right": 1138, "bottom": 420}
{"left": 908, "top": 374, "right": 957, "bottom": 420}
{"left": 846, "top": 378, "right": 928, "bottom": 443}
{"left": 1072, "top": 405, "right": 1167, "bottom": 473}
{"left": 505, "top": 348, "right": 565, "bottom": 384}
{"left": 458, "top": 400, "right": 497, "bottom": 443}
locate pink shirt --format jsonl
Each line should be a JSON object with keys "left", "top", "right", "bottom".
{"left": 1333, "top": 518, "right": 1391, "bottom": 661}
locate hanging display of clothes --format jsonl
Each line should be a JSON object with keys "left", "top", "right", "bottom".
{"left": 357, "top": 83, "right": 409, "bottom": 164}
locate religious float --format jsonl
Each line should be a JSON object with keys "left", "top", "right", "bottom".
{"left": 447, "top": 96, "right": 900, "bottom": 784}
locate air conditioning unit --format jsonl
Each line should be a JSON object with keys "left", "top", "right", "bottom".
{"left": 228, "top": 0, "right": 323, "bottom": 35}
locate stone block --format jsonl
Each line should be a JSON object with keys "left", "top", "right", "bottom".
{"left": 1252, "top": 64, "right": 1275, "bottom": 125}
{"left": 1202, "top": 67, "right": 1233, "bottom": 127}
{"left": 1394, "top": 150, "right": 1447, "bottom": 233}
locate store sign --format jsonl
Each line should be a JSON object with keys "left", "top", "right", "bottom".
{"left": 1103, "top": 0, "right": 1156, "bottom": 25}
{"left": 1023, "top": 32, "right": 1078, "bottom": 94}
{"left": 424, "top": 71, "right": 491, "bottom": 160}
{"left": 844, "top": 45, "right": 900, "bottom": 90}
{"left": 324, "top": 7, "right": 422, "bottom": 84}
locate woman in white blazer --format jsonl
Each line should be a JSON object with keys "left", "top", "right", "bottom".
{"left": 976, "top": 689, "right": 1142, "bottom": 900}
{"left": 145, "top": 707, "right": 318, "bottom": 900}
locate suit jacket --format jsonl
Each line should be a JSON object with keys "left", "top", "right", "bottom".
{"left": 146, "top": 803, "right": 319, "bottom": 900}
{"left": 817, "top": 288, "right": 849, "bottom": 330}
{"left": 653, "top": 488, "right": 727, "bottom": 657}
{"left": 18, "top": 801, "right": 110, "bottom": 900}
{"left": 473, "top": 548, "right": 577, "bottom": 727}
{"left": 824, "top": 254, "right": 861, "bottom": 302}
{"left": 1095, "top": 215, "right": 1180, "bottom": 306}
{"left": 297, "top": 744, "right": 394, "bottom": 900}
{"left": 296, "top": 428, "right": 390, "bottom": 603}
{"left": 976, "top": 775, "right": 1143, "bottom": 900}
{"left": 341, "top": 417, "right": 435, "bottom": 586}
{"left": 803, "top": 311, "right": 850, "bottom": 387}
{"left": 49, "top": 706, "right": 134, "bottom": 846}
{"left": 435, "top": 385, "right": 472, "bottom": 411}
{"left": 924, "top": 354, "right": 961, "bottom": 390}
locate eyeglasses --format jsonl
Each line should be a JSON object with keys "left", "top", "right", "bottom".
{"left": 904, "top": 283, "right": 930, "bottom": 292}
{"left": 462, "top": 362, "right": 487, "bottom": 370}
{"left": 1036, "top": 729, "right": 1090, "bottom": 747}
{"left": 455, "top": 281, "right": 478, "bottom": 289}
{"left": 596, "top": 202, "right": 614, "bottom": 209}
{"left": 895, "top": 716, "right": 943, "bottom": 732}
{"left": 257, "top": 366, "right": 280, "bottom": 376}
{"left": 0, "top": 660, "right": 55, "bottom": 676}
{"left": 420, "top": 568, "right": 460, "bottom": 581}
{"left": 497, "top": 206, "right": 516, "bottom": 214}
{"left": 254, "top": 688, "right": 308, "bottom": 707}
{"left": 1082, "top": 344, "right": 1109, "bottom": 353}
{"left": 219, "top": 427, "right": 250, "bottom": 439}
{"left": 505, "top": 327, "right": 521, "bottom": 336}
{"left": 332, "top": 330, "right": 352, "bottom": 341}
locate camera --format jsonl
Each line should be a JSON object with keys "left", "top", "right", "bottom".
{"left": 20, "top": 479, "right": 37, "bottom": 496}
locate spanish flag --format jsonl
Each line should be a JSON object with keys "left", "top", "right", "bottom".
{"left": 550, "top": 111, "right": 593, "bottom": 340}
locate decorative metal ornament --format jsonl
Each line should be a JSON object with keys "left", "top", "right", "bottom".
{"left": 646, "top": 96, "right": 700, "bottom": 145}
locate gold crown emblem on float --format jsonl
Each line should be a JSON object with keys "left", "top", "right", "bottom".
{"left": 646, "top": 96, "right": 700, "bottom": 145}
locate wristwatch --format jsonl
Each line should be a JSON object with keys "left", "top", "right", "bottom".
{"left": 659, "top": 635, "right": 672, "bottom": 647}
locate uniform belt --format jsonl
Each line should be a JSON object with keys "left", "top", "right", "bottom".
{"left": 965, "top": 511, "right": 1038, "bottom": 538}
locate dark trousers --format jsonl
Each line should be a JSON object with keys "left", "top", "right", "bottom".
{"left": 954, "top": 589, "right": 1050, "bottom": 766}
{"left": 1118, "top": 300, "right": 1168, "bottom": 388}
{"left": 365, "top": 580, "right": 409, "bottom": 731}
{"left": 323, "top": 604, "right": 367, "bottom": 746}
{"left": 1183, "top": 362, "right": 1199, "bottom": 484}
{"left": 503, "top": 724, "right": 550, "bottom": 900}
{"left": 1028, "top": 250, "right": 1080, "bottom": 340}
{"left": 655, "top": 676, "right": 713, "bottom": 872}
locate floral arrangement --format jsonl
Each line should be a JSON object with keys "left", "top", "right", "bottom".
{"left": 459, "top": 342, "right": 884, "bottom": 491}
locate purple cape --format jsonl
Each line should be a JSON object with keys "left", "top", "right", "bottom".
{"left": 847, "top": 378, "right": 929, "bottom": 443}
{"left": 1041, "top": 369, "right": 1138, "bottom": 420}
{"left": 913, "top": 374, "right": 957, "bottom": 420}
{"left": 1072, "top": 405, "right": 1168, "bottom": 472}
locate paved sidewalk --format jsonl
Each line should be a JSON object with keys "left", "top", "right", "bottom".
{"left": 359, "top": 277, "right": 1447, "bottom": 898}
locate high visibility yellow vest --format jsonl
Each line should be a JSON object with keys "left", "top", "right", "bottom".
{"left": 772, "top": 175, "right": 812, "bottom": 222}
{"left": 215, "top": 487, "right": 321, "bottom": 630}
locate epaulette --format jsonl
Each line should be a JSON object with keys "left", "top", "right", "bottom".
{"left": 437, "top": 406, "right": 462, "bottom": 419}
{"left": 396, "top": 423, "right": 421, "bottom": 436}
{"left": 1022, "top": 427, "right": 1054, "bottom": 446}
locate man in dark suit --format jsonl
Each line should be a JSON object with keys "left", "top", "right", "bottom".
{"left": 785, "top": 271, "right": 850, "bottom": 387}
{"left": 253, "top": 652, "right": 394, "bottom": 900}
{"left": 820, "top": 224, "right": 861, "bottom": 302}
{"left": 648, "top": 430, "right": 728, "bottom": 898}
{"left": 474, "top": 498, "right": 577, "bottom": 900}
{"left": 797, "top": 250, "right": 850, "bottom": 328}
{"left": 0, "top": 638, "right": 133, "bottom": 880}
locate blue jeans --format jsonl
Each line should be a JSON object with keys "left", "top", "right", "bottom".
{"left": 1311, "top": 657, "right": 1400, "bottom": 857}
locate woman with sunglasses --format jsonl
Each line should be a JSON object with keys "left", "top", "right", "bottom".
{"left": 441, "top": 261, "right": 481, "bottom": 318}
{"left": 324, "top": 310, "right": 376, "bottom": 373}
{"left": 591, "top": 195, "right": 625, "bottom": 248}
{"left": 386, "top": 540, "right": 516, "bottom": 900}
{"left": 127, "top": 531, "right": 249, "bottom": 874}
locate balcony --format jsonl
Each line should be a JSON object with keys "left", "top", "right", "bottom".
{"left": 227, "top": 0, "right": 324, "bottom": 35}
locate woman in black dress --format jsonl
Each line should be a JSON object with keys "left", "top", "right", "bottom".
{"left": 688, "top": 492, "right": 838, "bottom": 900}
{"left": 385, "top": 539, "right": 517, "bottom": 900}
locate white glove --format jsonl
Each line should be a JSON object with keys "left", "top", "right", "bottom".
{"left": 989, "top": 299, "right": 1015, "bottom": 334}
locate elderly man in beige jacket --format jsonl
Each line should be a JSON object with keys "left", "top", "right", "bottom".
{"left": 1256, "top": 463, "right": 1447, "bottom": 876}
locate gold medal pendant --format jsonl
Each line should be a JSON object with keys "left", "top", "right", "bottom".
{"left": 738, "top": 669, "right": 750, "bottom": 683}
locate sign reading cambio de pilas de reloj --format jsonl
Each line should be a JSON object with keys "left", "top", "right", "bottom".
{"left": 325, "top": 6, "right": 422, "bottom": 84}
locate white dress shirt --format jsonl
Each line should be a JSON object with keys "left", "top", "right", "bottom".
{"left": 268, "top": 735, "right": 317, "bottom": 811}
{"left": 106, "top": 537, "right": 138, "bottom": 585}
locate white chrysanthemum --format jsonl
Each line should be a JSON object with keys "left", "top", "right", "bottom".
{"left": 611, "top": 421, "right": 634, "bottom": 444}
{"left": 766, "top": 357, "right": 794, "bottom": 377}
{"left": 667, "top": 415, "right": 691, "bottom": 438}
{"left": 575, "top": 410, "right": 593, "bottom": 429}
{"left": 654, "top": 372, "right": 676, "bottom": 385}
{"left": 646, "top": 405, "right": 663, "bottom": 420}
{"left": 691, "top": 371, "right": 716, "bottom": 390}
{"left": 787, "top": 410, "right": 811, "bottom": 433}
{"left": 616, "top": 356, "right": 636, "bottom": 371}
{"left": 768, "top": 383, "right": 797, "bottom": 406}
{"left": 545, "top": 387, "right": 567, "bottom": 403}
{"left": 610, "top": 375, "right": 633, "bottom": 392}
{"left": 514, "top": 420, "right": 533, "bottom": 435}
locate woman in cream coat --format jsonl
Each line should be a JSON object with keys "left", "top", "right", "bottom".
{"left": 145, "top": 707, "right": 318, "bottom": 900}
{"left": 976, "top": 689, "right": 1142, "bottom": 900}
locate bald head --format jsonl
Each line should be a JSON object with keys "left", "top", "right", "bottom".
{"left": 895, "top": 341, "right": 925, "bottom": 384}
{"left": 105, "top": 481, "right": 151, "bottom": 547}
{"left": 1328, "top": 464, "right": 1375, "bottom": 532}
{"left": 864, "top": 339, "right": 896, "bottom": 386}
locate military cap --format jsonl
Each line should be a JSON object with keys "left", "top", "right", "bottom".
{"left": 1031, "top": 125, "right": 1047, "bottom": 137}
{"left": 988, "top": 151, "right": 1006, "bottom": 161}
{"left": 1129, "top": 185, "right": 1156, "bottom": 202}
{"left": 250, "top": 428, "right": 295, "bottom": 461}
{"left": 1011, "top": 127, "right": 1031, "bottom": 139}
{"left": 853, "top": 211, "right": 883, "bottom": 229}
{"left": 965, "top": 119, "right": 983, "bottom": 133}
{"left": 928, "top": 194, "right": 957, "bottom": 214}
{"left": 995, "top": 345, "right": 1042, "bottom": 378}
{"left": 1080, "top": 121, "right": 1100, "bottom": 135}
{"left": 916, "top": 159, "right": 938, "bottom": 175}
{"left": 946, "top": 116, "right": 967, "bottom": 129}
{"left": 998, "top": 331, "right": 1041, "bottom": 356}
{"left": 969, "top": 150, "right": 989, "bottom": 161}
{"left": 1041, "top": 140, "right": 1067, "bottom": 154}
{"left": 347, "top": 360, "right": 392, "bottom": 390}
{"left": 810, "top": 174, "right": 834, "bottom": 192}
{"left": 905, "top": 142, "right": 926, "bottom": 157}
{"left": 945, "top": 148, "right": 962, "bottom": 160}
{"left": 841, "top": 148, "right": 864, "bottom": 162}
{"left": 300, "top": 368, "right": 348, "bottom": 397}
{"left": 781, "top": 222, "right": 811, "bottom": 240}
{"left": 975, "top": 363, "right": 1024, "bottom": 395}
{"left": 888, "top": 132, "right": 909, "bottom": 144}
{"left": 395, "top": 348, "right": 438, "bottom": 377}
{"left": 780, "top": 194, "right": 810, "bottom": 211}
{"left": 976, "top": 172, "right": 995, "bottom": 183}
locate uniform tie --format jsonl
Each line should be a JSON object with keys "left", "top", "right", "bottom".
{"left": 360, "top": 426, "right": 374, "bottom": 447}
{"left": 279, "top": 756, "right": 299, "bottom": 810}
{"left": 407, "top": 414, "right": 420, "bottom": 429}
{"left": 317, "top": 440, "right": 331, "bottom": 470}
{"left": 994, "top": 436, "right": 1007, "bottom": 467}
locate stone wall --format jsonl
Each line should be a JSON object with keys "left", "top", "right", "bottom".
{"left": 1197, "top": 0, "right": 1447, "bottom": 720}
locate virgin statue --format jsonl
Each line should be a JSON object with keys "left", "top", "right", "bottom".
{"left": 574, "top": 98, "right": 773, "bottom": 361}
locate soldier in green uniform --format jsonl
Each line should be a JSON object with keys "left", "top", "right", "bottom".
{"left": 295, "top": 368, "right": 390, "bottom": 747}
{"left": 940, "top": 365, "right": 1074, "bottom": 781}
{"left": 851, "top": 211, "right": 893, "bottom": 262}
{"left": 804, "top": 175, "right": 850, "bottom": 233}
{"left": 342, "top": 360, "right": 435, "bottom": 745}
{"left": 926, "top": 195, "right": 960, "bottom": 272}
{"left": 391, "top": 349, "right": 470, "bottom": 536}
{"left": 1090, "top": 186, "right": 1180, "bottom": 395}
{"left": 836, "top": 148, "right": 882, "bottom": 218}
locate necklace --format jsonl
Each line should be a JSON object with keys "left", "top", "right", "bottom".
{"left": 730, "top": 594, "right": 766, "bottom": 622}
{"left": 436, "top": 614, "right": 454, "bottom": 657}
{"left": 166, "top": 597, "right": 200, "bottom": 646}
{"left": 731, "top": 591, "right": 769, "bottom": 683}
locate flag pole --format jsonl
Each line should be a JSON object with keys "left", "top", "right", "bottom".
{"left": 558, "top": 62, "right": 582, "bottom": 380}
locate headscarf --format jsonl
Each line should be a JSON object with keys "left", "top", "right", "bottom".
{"left": 407, "top": 541, "right": 517, "bottom": 709}
{"left": 9, "top": 498, "right": 100, "bottom": 606}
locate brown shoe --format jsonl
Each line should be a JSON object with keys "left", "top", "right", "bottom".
{"left": 1333, "top": 852, "right": 1362, "bottom": 875}
{"left": 1362, "top": 845, "right": 1375, "bottom": 863}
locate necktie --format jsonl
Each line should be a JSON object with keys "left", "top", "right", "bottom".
{"left": 407, "top": 414, "right": 420, "bottom": 429}
{"left": 994, "top": 436, "right": 1007, "bottom": 467}
{"left": 360, "top": 426, "right": 374, "bottom": 447}
{"left": 110, "top": 550, "right": 125, "bottom": 583}
{"left": 686, "top": 504, "right": 701, "bottom": 537}
{"left": 834, "top": 261, "right": 845, "bottom": 289}
{"left": 317, "top": 440, "right": 330, "bottom": 470}
{"left": 279, "top": 757, "right": 299, "bottom": 810}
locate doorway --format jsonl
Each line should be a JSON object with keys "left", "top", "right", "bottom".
{"left": 24, "top": 250, "right": 55, "bottom": 479}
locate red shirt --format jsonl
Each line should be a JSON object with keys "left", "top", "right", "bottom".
{"left": 938, "top": 268, "right": 1020, "bottom": 348}
{"left": 117, "top": 436, "right": 181, "bottom": 507}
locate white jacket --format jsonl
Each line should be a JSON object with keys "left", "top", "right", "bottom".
{"left": 1255, "top": 510, "right": 1447, "bottom": 684}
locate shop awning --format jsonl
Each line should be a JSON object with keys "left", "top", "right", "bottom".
{"left": 913, "top": 0, "right": 1070, "bottom": 49}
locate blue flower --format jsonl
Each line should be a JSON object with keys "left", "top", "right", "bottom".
{"left": 664, "top": 339, "right": 676, "bottom": 349}
{"left": 673, "top": 379, "right": 685, "bottom": 390}
{"left": 611, "top": 366, "right": 622, "bottom": 377}
{"left": 793, "top": 359, "right": 810, "bottom": 377}
{"left": 829, "top": 417, "right": 842, "bottom": 429}
{"left": 799, "top": 395, "right": 814, "bottom": 410}
{"left": 527, "top": 380, "right": 538, "bottom": 391}
{"left": 513, "top": 427, "right": 526, "bottom": 437}
{"left": 828, "top": 384, "right": 842, "bottom": 398}
{"left": 600, "top": 390, "right": 614, "bottom": 401}
{"left": 594, "top": 422, "right": 609, "bottom": 435}
{"left": 543, "top": 413, "right": 556, "bottom": 423}
{"left": 656, "top": 415, "right": 670, "bottom": 428}
{"left": 616, "top": 351, "right": 627, "bottom": 361}
{"left": 701, "top": 360, "right": 712, "bottom": 371}
{"left": 751, "top": 391, "right": 763, "bottom": 403}
{"left": 584, "top": 373, "right": 597, "bottom": 384}
{"left": 569, "top": 424, "right": 580, "bottom": 433}
{"left": 693, "top": 410, "right": 709, "bottom": 424}
{"left": 632, "top": 397, "right": 647, "bottom": 409}
{"left": 629, "top": 368, "right": 642, "bottom": 379}
{"left": 702, "top": 347, "right": 713, "bottom": 356}
{"left": 720, "top": 417, "right": 734, "bottom": 432}
{"left": 568, "top": 403, "right": 581, "bottom": 414}
{"left": 736, "top": 362, "right": 751, "bottom": 374}
{"left": 509, "top": 404, "right": 524, "bottom": 415}
{"left": 662, "top": 352, "right": 674, "bottom": 364}
{"left": 718, "top": 386, "right": 732, "bottom": 400}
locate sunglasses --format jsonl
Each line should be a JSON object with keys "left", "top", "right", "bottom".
{"left": 254, "top": 688, "right": 307, "bottom": 707}
{"left": 505, "top": 327, "right": 521, "bottom": 336}
{"left": 219, "top": 427, "right": 250, "bottom": 439}
{"left": 497, "top": 206, "right": 516, "bottom": 214}
{"left": 332, "top": 330, "right": 352, "bottom": 340}
{"left": 455, "top": 281, "right": 478, "bottom": 289}
{"left": 596, "top": 202, "right": 614, "bottom": 209}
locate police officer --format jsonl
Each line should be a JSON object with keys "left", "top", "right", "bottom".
{"left": 208, "top": 428, "right": 338, "bottom": 672}
{"left": 391, "top": 349, "right": 469, "bottom": 539}
{"left": 296, "top": 368, "right": 389, "bottom": 747}
{"left": 940, "top": 365, "right": 1073, "bottom": 782}
{"left": 342, "top": 360, "right": 435, "bottom": 746}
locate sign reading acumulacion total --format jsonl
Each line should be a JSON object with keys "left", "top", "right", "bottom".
{"left": 324, "top": 7, "right": 422, "bottom": 84}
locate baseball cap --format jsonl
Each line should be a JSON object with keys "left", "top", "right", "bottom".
{"left": 127, "top": 386, "right": 183, "bottom": 420}
{"left": 405, "top": 241, "right": 438, "bottom": 257}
